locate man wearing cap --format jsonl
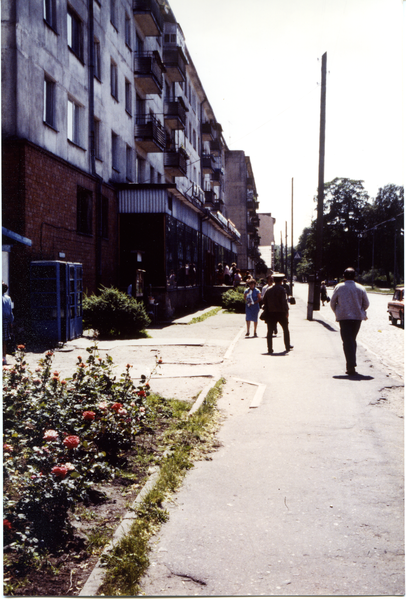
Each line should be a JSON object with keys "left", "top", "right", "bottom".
{"left": 330, "top": 267, "right": 369, "bottom": 375}
{"left": 262, "top": 273, "right": 293, "bottom": 354}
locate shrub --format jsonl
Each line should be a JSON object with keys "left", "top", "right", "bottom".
{"left": 221, "top": 286, "right": 246, "bottom": 313}
{"left": 83, "top": 286, "right": 151, "bottom": 338}
{"left": 3, "top": 344, "right": 155, "bottom": 554}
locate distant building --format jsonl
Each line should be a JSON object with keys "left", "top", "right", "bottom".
{"left": 2, "top": 0, "right": 261, "bottom": 332}
{"left": 258, "top": 213, "right": 276, "bottom": 271}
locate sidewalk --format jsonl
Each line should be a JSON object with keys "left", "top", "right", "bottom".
{"left": 21, "top": 296, "right": 404, "bottom": 595}
{"left": 139, "top": 295, "right": 404, "bottom": 596}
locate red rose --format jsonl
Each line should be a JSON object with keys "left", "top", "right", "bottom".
{"left": 3, "top": 519, "right": 13, "bottom": 531}
{"left": 137, "top": 390, "right": 146, "bottom": 397}
{"left": 51, "top": 465, "right": 68, "bottom": 479}
{"left": 17, "top": 344, "right": 25, "bottom": 350}
{"left": 83, "top": 411, "right": 96, "bottom": 421}
{"left": 63, "top": 435, "right": 80, "bottom": 449}
{"left": 111, "top": 403, "right": 123, "bottom": 413}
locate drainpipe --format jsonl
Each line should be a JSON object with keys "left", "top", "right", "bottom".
{"left": 88, "top": 0, "right": 103, "bottom": 288}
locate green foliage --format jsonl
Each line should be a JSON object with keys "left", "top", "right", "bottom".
{"left": 188, "top": 307, "right": 222, "bottom": 324}
{"left": 83, "top": 286, "right": 151, "bottom": 339}
{"left": 3, "top": 344, "right": 155, "bottom": 555}
{"left": 221, "top": 286, "right": 246, "bottom": 313}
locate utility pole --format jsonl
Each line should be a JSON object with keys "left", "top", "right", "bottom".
{"left": 307, "top": 52, "right": 327, "bottom": 320}
{"left": 285, "top": 221, "right": 288, "bottom": 278}
{"left": 280, "top": 231, "right": 284, "bottom": 274}
{"left": 290, "top": 178, "right": 294, "bottom": 295}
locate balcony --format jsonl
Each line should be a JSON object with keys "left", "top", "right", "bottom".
{"left": 164, "top": 148, "right": 188, "bottom": 178}
{"left": 247, "top": 176, "right": 255, "bottom": 189}
{"left": 251, "top": 214, "right": 260, "bottom": 227}
{"left": 201, "top": 122, "right": 215, "bottom": 141}
{"left": 163, "top": 46, "right": 187, "bottom": 82}
{"left": 211, "top": 168, "right": 223, "bottom": 187}
{"left": 247, "top": 222, "right": 257, "bottom": 235}
{"left": 134, "top": 52, "right": 164, "bottom": 95}
{"left": 134, "top": 114, "right": 165, "bottom": 152}
{"left": 210, "top": 139, "right": 222, "bottom": 155}
{"left": 204, "top": 189, "right": 215, "bottom": 207}
{"left": 201, "top": 153, "right": 215, "bottom": 174}
{"left": 164, "top": 97, "right": 187, "bottom": 130}
{"left": 133, "top": 0, "right": 163, "bottom": 37}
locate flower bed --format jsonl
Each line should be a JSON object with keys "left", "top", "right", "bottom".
{"left": 3, "top": 344, "right": 185, "bottom": 595}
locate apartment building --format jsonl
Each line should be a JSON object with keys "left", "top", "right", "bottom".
{"left": 258, "top": 213, "right": 276, "bottom": 271}
{"left": 224, "top": 151, "right": 261, "bottom": 273}
{"left": 2, "top": 0, "right": 260, "bottom": 331}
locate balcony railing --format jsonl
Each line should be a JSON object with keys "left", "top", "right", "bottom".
{"left": 134, "top": 52, "right": 164, "bottom": 95}
{"left": 133, "top": 0, "right": 163, "bottom": 36}
{"left": 163, "top": 47, "right": 187, "bottom": 82}
{"left": 210, "top": 139, "right": 222, "bottom": 155}
{"left": 164, "top": 148, "right": 188, "bottom": 177}
{"left": 251, "top": 215, "right": 260, "bottom": 227}
{"left": 201, "top": 122, "right": 215, "bottom": 141}
{"left": 164, "top": 98, "right": 187, "bottom": 130}
{"left": 201, "top": 154, "right": 215, "bottom": 174}
{"left": 134, "top": 114, "right": 165, "bottom": 153}
{"left": 211, "top": 168, "right": 223, "bottom": 187}
{"left": 205, "top": 189, "right": 215, "bottom": 206}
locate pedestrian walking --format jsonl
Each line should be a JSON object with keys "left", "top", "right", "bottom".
{"left": 330, "top": 268, "right": 369, "bottom": 375}
{"left": 244, "top": 278, "right": 261, "bottom": 337}
{"left": 320, "top": 281, "right": 329, "bottom": 306}
{"left": 262, "top": 273, "right": 293, "bottom": 354}
{"left": 2, "top": 282, "right": 14, "bottom": 365}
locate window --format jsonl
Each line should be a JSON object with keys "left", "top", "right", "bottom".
{"left": 77, "top": 186, "right": 93, "bottom": 235}
{"left": 126, "top": 145, "right": 132, "bottom": 181}
{"left": 44, "top": 0, "right": 56, "bottom": 30}
{"left": 101, "top": 196, "right": 109, "bottom": 238}
{"left": 44, "top": 76, "right": 55, "bottom": 128}
{"left": 112, "top": 131, "right": 119, "bottom": 170}
{"left": 125, "top": 79, "right": 131, "bottom": 114}
{"left": 94, "top": 118, "right": 101, "bottom": 158}
{"left": 67, "top": 98, "right": 81, "bottom": 145}
{"left": 125, "top": 13, "right": 131, "bottom": 47}
{"left": 111, "top": 60, "right": 118, "bottom": 99}
{"left": 94, "top": 39, "right": 101, "bottom": 80}
{"left": 193, "top": 129, "right": 196, "bottom": 150}
{"left": 150, "top": 165, "right": 155, "bottom": 183}
{"left": 110, "top": 0, "right": 117, "bottom": 28}
{"left": 67, "top": 7, "right": 83, "bottom": 61}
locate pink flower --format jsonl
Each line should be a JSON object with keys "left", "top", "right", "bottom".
{"left": 139, "top": 407, "right": 145, "bottom": 413}
{"left": 43, "top": 430, "right": 58, "bottom": 441}
{"left": 83, "top": 411, "right": 96, "bottom": 421}
{"left": 64, "top": 462, "right": 75, "bottom": 471}
{"left": 63, "top": 435, "right": 80, "bottom": 449}
{"left": 99, "top": 401, "right": 108, "bottom": 411}
{"left": 117, "top": 408, "right": 127, "bottom": 416}
{"left": 3, "top": 444, "right": 13, "bottom": 452}
{"left": 51, "top": 465, "right": 68, "bottom": 479}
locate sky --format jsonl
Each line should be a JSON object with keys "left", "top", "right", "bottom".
{"left": 167, "top": 0, "right": 404, "bottom": 244}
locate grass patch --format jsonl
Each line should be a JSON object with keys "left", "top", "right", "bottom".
{"left": 98, "top": 378, "right": 225, "bottom": 596}
{"left": 188, "top": 306, "right": 222, "bottom": 324}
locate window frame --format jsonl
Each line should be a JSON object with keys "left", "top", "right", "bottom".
{"left": 67, "top": 97, "right": 81, "bottom": 146}
{"left": 126, "top": 145, "right": 133, "bottom": 181}
{"left": 125, "top": 78, "right": 132, "bottom": 115}
{"left": 94, "top": 38, "right": 101, "bottom": 80}
{"left": 44, "top": 0, "right": 57, "bottom": 30}
{"left": 94, "top": 117, "right": 101, "bottom": 159}
{"left": 110, "top": 60, "right": 118, "bottom": 100}
{"left": 43, "top": 76, "right": 56, "bottom": 129}
{"left": 112, "top": 131, "right": 119, "bottom": 171}
{"left": 67, "top": 7, "right": 84, "bottom": 62}
{"left": 125, "top": 13, "right": 131, "bottom": 48}
{"left": 77, "top": 186, "right": 93, "bottom": 236}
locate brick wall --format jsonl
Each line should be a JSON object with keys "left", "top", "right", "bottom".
{"left": 2, "top": 139, "right": 119, "bottom": 329}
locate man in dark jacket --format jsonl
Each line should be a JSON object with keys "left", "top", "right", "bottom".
{"left": 262, "top": 273, "right": 293, "bottom": 354}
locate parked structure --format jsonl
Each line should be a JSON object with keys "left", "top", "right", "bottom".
{"left": 2, "top": 0, "right": 260, "bottom": 329}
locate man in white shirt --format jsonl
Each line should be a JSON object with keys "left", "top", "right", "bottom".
{"left": 330, "top": 268, "right": 369, "bottom": 375}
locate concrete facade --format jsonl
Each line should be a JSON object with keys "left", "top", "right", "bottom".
{"left": 258, "top": 212, "right": 276, "bottom": 271}
{"left": 2, "top": 0, "right": 261, "bottom": 328}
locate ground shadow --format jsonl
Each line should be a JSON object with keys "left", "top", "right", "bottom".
{"left": 313, "top": 319, "right": 338, "bottom": 332}
{"left": 333, "top": 374, "right": 374, "bottom": 381}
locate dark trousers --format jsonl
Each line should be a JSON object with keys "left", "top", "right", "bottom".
{"left": 267, "top": 312, "right": 290, "bottom": 352}
{"left": 339, "top": 320, "right": 361, "bottom": 370}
